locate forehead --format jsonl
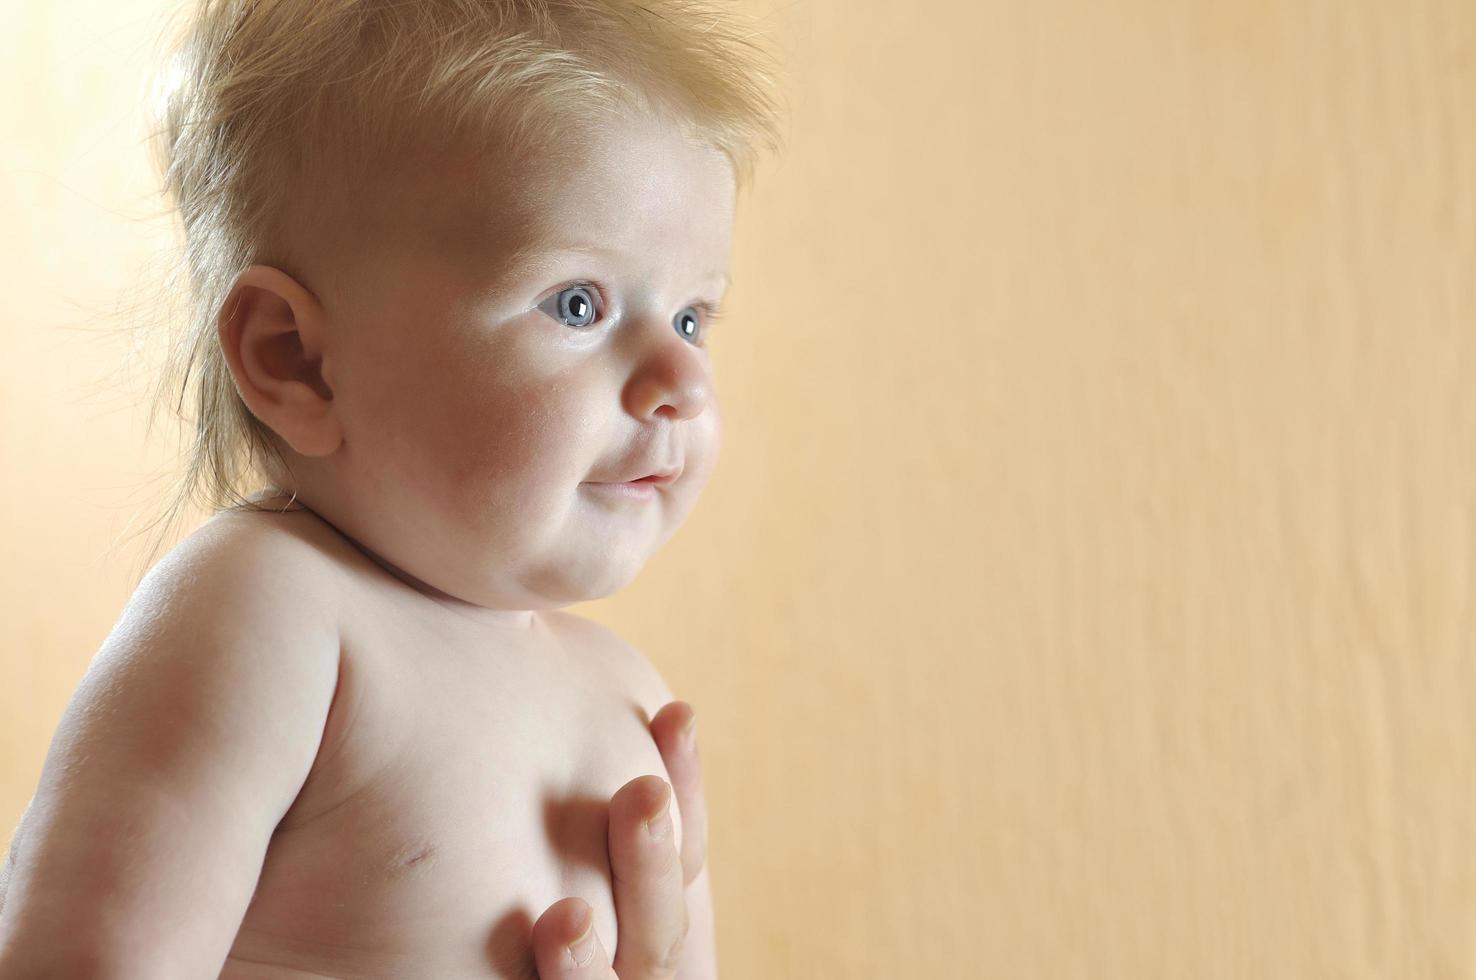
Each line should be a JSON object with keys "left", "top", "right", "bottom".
{"left": 400, "top": 112, "right": 736, "bottom": 284}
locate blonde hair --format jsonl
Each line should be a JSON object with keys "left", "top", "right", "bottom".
{"left": 127, "top": 0, "right": 786, "bottom": 576}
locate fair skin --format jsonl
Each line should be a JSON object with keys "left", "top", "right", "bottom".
{"left": 243, "top": 110, "right": 731, "bottom": 622}
{"left": 531, "top": 700, "right": 711, "bottom": 978}
{"left": 217, "top": 105, "right": 735, "bottom": 977}
{"left": 0, "top": 706, "right": 709, "bottom": 978}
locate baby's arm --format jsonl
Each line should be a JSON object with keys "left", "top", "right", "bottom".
{"left": 0, "top": 524, "right": 340, "bottom": 976}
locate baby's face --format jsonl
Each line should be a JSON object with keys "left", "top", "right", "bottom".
{"left": 309, "top": 109, "right": 735, "bottom": 617}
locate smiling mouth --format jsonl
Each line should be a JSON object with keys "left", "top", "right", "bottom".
{"left": 586, "top": 465, "right": 682, "bottom": 485}
{"left": 582, "top": 480, "right": 662, "bottom": 499}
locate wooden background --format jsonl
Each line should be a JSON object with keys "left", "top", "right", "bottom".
{"left": 3, "top": 0, "right": 1474, "bottom": 976}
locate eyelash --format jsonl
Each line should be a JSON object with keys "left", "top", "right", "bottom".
{"left": 546, "top": 280, "right": 723, "bottom": 345}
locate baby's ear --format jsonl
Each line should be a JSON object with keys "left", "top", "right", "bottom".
{"left": 217, "top": 264, "right": 343, "bottom": 457}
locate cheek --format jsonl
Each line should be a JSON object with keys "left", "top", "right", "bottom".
{"left": 348, "top": 328, "right": 530, "bottom": 493}
{"left": 683, "top": 397, "right": 723, "bottom": 489}
{"left": 708, "top": 397, "right": 724, "bottom": 459}
{"left": 425, "top": 352, "right": 601, "bottom": 499}
{"left": 431, "top": 381, "right": 572, "bottom": 491}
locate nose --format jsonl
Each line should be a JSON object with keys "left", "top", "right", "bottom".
{"left": 620, "top": 313, "right": 714, "bottom": 421}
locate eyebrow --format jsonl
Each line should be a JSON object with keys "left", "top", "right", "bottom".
{"left": 503, "top": 241, "right": 730, "bottom": 288}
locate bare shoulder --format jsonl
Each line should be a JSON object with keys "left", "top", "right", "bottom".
{"left": 0, "top": 499, "right": 345, "bottom": 973}
{"left": 191, "top": 493, "right": 354, "bottom": 592}
{"left": 88, "top": 496, "right": 352, "bottom": 685}
{"left": 546, "top": 612, "right": 677, "bottom": 717}
{"left": 100, "top": 497, "right": 345, "bottom": 660}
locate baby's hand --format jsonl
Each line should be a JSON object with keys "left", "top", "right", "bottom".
{"left": 530, "top": 701, "right": 707, "bottom": 979}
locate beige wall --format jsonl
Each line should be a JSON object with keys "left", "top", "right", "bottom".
{"left": 5, "top": 0, "right": 1475, "bottom": 976}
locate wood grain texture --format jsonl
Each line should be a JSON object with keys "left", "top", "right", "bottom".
{"left": 4, "top": 0, "right": 1474, "bottom": 976}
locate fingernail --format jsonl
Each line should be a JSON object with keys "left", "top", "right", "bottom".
{"left": 681, "top": 712, "right": 697, "bottom": 750}
{"left": 646, "top": 783, "right": 672, "bottom": 841}
{"left": 567, "top": 906, "right": 596, "bottom": 967}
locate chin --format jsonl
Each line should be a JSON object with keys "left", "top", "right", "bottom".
{"left": 528, "top": 556, "right": 647, "bottom": 605}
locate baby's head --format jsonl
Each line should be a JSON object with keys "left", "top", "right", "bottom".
{"left": 139, "top": 0, "right": 784, "bottom": 619}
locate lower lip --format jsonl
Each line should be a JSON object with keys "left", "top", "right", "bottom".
{"left": 583, "top": 479, "right": 663, "bottom": 498}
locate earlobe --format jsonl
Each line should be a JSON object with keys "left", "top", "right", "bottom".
{"left": 218, "top": 264, "right": 344, "bottom": 458}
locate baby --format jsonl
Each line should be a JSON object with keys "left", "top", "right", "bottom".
{"left": 0, "top": 1, "right": 782, "bottom": 977}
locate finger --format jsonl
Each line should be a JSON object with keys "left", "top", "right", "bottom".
{"left": 649, "top": 701, "right": 707, "bottom": 887}
{"left": 650, "top": 703, "right": 706, "bottom": 886}
{"left": 609, "top": 774, "right": 688, "bottom": 978}
{"left": 531, "top": 896, "right": 615, "bottom": 979}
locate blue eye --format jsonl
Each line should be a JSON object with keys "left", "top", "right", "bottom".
{"left": 539, "top": 284, "right": 720, "bottom": 344}
{"left": 540, "top": 284, "right": 600, "bottom": 328}
{"left": 675, "top": 305, "right": 721, "bottom": 345}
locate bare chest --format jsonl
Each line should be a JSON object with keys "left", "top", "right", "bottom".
{"left": 221, "top": 606, "right": 676, "bottom": 980}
